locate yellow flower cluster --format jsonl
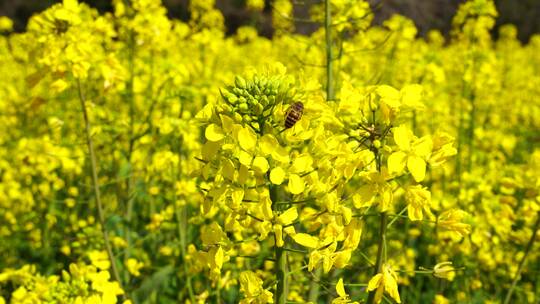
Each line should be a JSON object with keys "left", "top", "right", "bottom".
{"left": 0, "top": 0, "right": 538, "bottom": 303}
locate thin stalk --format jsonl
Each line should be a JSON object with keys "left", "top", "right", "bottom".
{"left": 309, "top": 2, "right": 333, "bottom": 301}
{"left": 366, "top": 212, "right": 388, "bottom": 304}
{"left": 77, "top": 79, "right": 124, "bottom": 293}
{"left": 174, "top": 136, "right": 196, "bottom": 303}
{"left": 503, "top": 212, "right": 540, "bottom": 304}
{"left": 123, "top": 8, "right": 136, "bottom": 284}
{"left": 176, "top": 207, "right": 196, "bottom": 303}
{"left": 466, "top": 93, "right": 476, "bottom": 173}
{"left": 275, "top": 245, "right": 288, "bottom": 304}
{"left": 324, "top": 0, "right": 334, "bottom": 100}
{"left": 271, "top": 183, "right": 288, "bottom": 304}
{"left": 386, "top": 206, "right": 408, "bottom": 229}
{"left": 307, "top": 267, "right": 322, "bottom": 303}
{"left": 455, "top": 103, "right": 464, "bottom": 185}
{"left": 367, "top": 150, "right": 387, "bottom": 304}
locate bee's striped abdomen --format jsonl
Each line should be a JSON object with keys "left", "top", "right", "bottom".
{"left": 284, "top": 102, "right": 304, "bottom": 129}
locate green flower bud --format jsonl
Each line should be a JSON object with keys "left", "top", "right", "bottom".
{"left": 235, "top": 75, "right": 247, "bottom": 89}
{"left": 233, "top": 113, "right": 243, "bottom": 122}
{"left": 255, "top": 103, "right": 264, "bottom": 115}
{"left": 225, "top": 94, "right": 238, "bottom": 104}
{"left": 248, "top": 97, "right": 257, "bottom": 106}
{"left": 220, "top": 88, "right": 232, "bottom": 97}
{"left": 239, "top": 103, "right": 249, "bottom": 111}
{"left": 233, "top": 87, "right": 243, "bottom": 96}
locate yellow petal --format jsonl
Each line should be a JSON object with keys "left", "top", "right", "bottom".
{"left": 269, "top": 167, "right": 286, "bottom": 185}
{"left": 376, "top": 85, "right": 400, "bottom": 108}
{"left": 214, "top": 247, "right": 224, "bottom": 270}
{"left": 387, "top": 151, "right": 407, "bottom": 175}
{"left": 366, "top": 273, "right": 383, "bottom": 292}
{"left": 274, "top": 225, "right": 284, "bottom": 247}
{"left": 288, "top": 174, "right": 305, "bottom": 195}
{"left": 221, "top": 159, "right": 235, "bottom": 180}
{"left": 205, "top": 124, "right": 225, "bottom": 142}
{"left": 220, "top": 114, "right": 235, "bottom": 133}
{"left": 260, "top": 134, "right": 279, "bottom": 156}
{"left": 237, "top": 165, "right": 249, "bottom": 185}
{"left": 252, "top": 156, "right": 269, "bottom": 174}
{"left": 290, "top": 154, "right": 313, "bottom": 173}
{"left": 278, "top": 207, "right": 298, "bottom": 225}
{"left": 238, "top": 127, "right": 257, "bottom": 151}
{"left": 353, "top": 185, "right": 375, "bottom": 208}
{"left": 292, "top": 233, "right": 319, "bottom": 248}
{"left": 407, "top": 204, "right": 423, "bottom": 221}
{"left": 283, "top": 226, "right": 296, "bottom": 235}
{"left": 393, "top": 125, "right": 412, "bottom": 151}
{"left": 272, "top": 145, "right": 290, "bottom": 164}
{"left": 238, "top": 150, "right": 253, "bottom": 166}
{"left": 231, "top": 188, "right": 244, "bottom": 208}
{"left": 201, "top": 141, "right": 220, "bottom": 160}
{"left": 413, "top": 136, "right": 433, "bottom": 159}
{"left": 336, "top": 278, "right": 346, "bottom": 298}
{"left": 384, "top": 271, "right": 401, "bottom": 303}
{"left": 407, "top": 155, "right": 426, "bottom": 182}
{"left": 63, "top": 0, "right": 78, "bottom": 10}
{"left": 333, "top": 250, "right": 352, "bottom": 269}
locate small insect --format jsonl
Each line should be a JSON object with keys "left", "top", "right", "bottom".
{"left": 284, "top": 102, "right": 304, "bottom": 129}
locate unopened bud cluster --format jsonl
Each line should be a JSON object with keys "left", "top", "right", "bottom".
{"left": 218, "top": 74, "right": 298, "bottom": 133}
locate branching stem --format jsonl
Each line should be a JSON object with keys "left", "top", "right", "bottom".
{"left": 77, "top": 79, "right": 124, "bottom": 295}
{"left": 503, "top": 212, "right": 540, "bottom": 304}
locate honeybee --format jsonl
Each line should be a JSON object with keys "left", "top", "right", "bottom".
{"left": 284, "top": 102, "right": 304, "bottom": 129}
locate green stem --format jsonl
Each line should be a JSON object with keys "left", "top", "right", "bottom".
{"left": 324, "top": 0, "right": 334, "bottom": 101}
{"left": 77, "top": 79, "right": 124, "bottom": 294}
{"left": 307, "top": 268, "right": 322, "bottom": 303}
{"left": 271, "top": 184, "right": 288, "bottom": 304}
{"left": 174, "top": 135, "right": 196, "bottom": 303}
{"left": 386, "top": 206, "right": 408, "bottom": 229}
{"left": 123, "top": 12, "right": 136, "bottom": 284}
{"left": 466, "top": 93, "right": 476, "bottom": 173}
{"left": 176, "top": 206, "right": 196, "bottom": 302}
{"left": 308, "top": 4, "right": 333, "bottom": 301}
{"left": 503, "top": 212, "right": 540, "bottom": 304}
{"left": 367, "top": 211, "right": 388, "bottom": 304}
{"left": 275, "top": 245, "right": 288, "bottom": 304}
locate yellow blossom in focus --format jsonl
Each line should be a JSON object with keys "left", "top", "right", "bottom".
{"left": 366, "top": 263, "right": 401, "bottom": 304}
{"left": 239, "top": 271, "right": 274, "bottom": 304}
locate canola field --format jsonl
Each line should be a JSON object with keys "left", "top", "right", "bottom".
{"left": 0, "top": 0, "right": 539, "bottom": 303}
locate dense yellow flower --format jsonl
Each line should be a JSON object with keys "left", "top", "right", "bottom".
{"left": 405, "top": 185, "right": 432, "bottom": 221}
{"left": 0, "top": 16, "right": 13, "bottom": 31}
{"left": 366, "top": 263, "right": 401, "bottom": 304}
{"left": 388, "top": 125, "right": 432, "bottom": 182}
{"left": 88, "top": 250, "right": 111, "bottom": 270}
{"left": 437, "top": 209, "right": 471, "bottom": 237}
{"left": 125, "top": 258, "right": 144, "bottom": 277}
{"left": 433, "top": 262, "right": 456, "bottom": 281}
{"left": 332, "top": 278, "right": 358, "bottom": 304}
{"left": 239, "top": 271, "right": 274, "bottom": 304}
